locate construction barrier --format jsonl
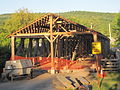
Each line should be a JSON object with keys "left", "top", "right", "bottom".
{"left": 9, "top": 56, "right": 92, "bottom": 70}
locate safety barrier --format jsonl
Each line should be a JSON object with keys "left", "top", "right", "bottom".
{"left": 10, "top": 56, "right": 78, "bottom": 70}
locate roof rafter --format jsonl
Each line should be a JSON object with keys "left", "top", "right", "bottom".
{"left": 6, "top": 13, "right": 109, "bottom": 40}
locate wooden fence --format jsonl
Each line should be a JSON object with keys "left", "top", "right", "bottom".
{"left": 101, "top": 59, "right": 120, "bottom": 71}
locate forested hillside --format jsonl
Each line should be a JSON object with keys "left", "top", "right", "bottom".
{"left": 60, "top": 11, "right": 116, "bottom": 37}
{"left": 0, "top": 11, "right": 116, "bottom": 37}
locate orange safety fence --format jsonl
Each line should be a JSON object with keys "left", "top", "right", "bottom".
{"left": 9, "top": 56, "right": 92, "bottom": 70}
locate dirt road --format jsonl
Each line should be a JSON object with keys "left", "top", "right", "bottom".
{"left": 0, "top": 73, "right": 56, "bottom": 90}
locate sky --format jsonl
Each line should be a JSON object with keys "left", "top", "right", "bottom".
{"left": 0, "top": 0, "right": 120, "bottom": 14}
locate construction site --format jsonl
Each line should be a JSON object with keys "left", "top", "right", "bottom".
{"left": 0, "top": 13, "right": 120, "bottom": 90}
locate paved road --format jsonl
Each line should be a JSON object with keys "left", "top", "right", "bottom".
{"left": 0, "top": 73, "right": 56, "bottom": 90}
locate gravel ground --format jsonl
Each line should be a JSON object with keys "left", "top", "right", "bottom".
{"left": 0, "top": 73, "right": 56, "bottom": 90}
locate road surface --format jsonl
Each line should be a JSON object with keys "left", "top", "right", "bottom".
{"left": 0, "top": 73, "right": 56, "bottom": 90}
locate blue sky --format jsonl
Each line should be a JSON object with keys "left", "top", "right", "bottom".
{"left": 0, "top": 0, "right": 120, "bottom": 14}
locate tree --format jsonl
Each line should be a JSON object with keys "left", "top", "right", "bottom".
{"left": 112, "top": 13, "right": 120, "bottom": 46}
{"left": 4, "top": 8, "right": 36, "bottom": 34}
{"left": 0, "top": 8, "right": 39, "bottom": 69}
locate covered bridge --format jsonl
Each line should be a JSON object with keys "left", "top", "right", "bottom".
{"left": 6, "top": 13, "right": 110, "bottom": 73}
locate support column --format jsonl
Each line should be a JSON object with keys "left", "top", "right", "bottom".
{"left": 16, "top": 38, "right": 25, "bottom": 56}
{"left": 50, "top": 15, "right": 55, "bottom": 74}
{"left": 11, "top": 36, "right": 15, "bottom": 60}
{"left": 42, "top": 39, "right": 46, "bottom": 57}
{"left": 93, "top": 32, "right": 101, "bottom": 73}
{"left": 28, "top": 38, "right": 33, "bottom": 57}
{"left": 33, "top": 38, "right": 39, "bottom": 57}
{"left": 29, "top": 38, "right": 33, "bottom": 57}
{"left": 93, "top": 32, "right": 97, "bottom": 42}
{"left": 57, "top": 37, "right": 61, "bottom": 58}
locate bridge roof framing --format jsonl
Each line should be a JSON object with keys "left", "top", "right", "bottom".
{"left": 6, "top": 13, "right": 109, "bottom": 41}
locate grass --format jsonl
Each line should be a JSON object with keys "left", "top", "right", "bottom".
{"left": 92, "top": 72, "right": 120, "bottom": 90}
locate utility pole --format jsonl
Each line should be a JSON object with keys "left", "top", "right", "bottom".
{"left": 91, "top": 23, "right": 93, "bottom": 29}
{"left": 109, "top": 23, "right": 112, "bottom": 41}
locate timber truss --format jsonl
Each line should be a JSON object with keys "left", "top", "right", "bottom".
{"left": 7, "top": 13, "right": 108, "bottom": 39}
{"left": 7, "top": 13, "right": 110, "bottom": 66}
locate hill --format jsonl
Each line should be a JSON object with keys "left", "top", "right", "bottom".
{"left": 60, "top": 11, "right": 116, "bottom": 37}
{"left": 0, "top": 14, "right": 11, "bottom": 25}
{"left": 0, "top": 11, "right": 116, "bottom": 37}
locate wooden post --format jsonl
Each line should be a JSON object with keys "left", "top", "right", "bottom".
{"left": 36, "top": 38, "right": 40, "bottom": 56}
{"left": 16, "top": 38, "right": 25, "bottom": 56}
{"left": 93, "top": 32, "right": 101, "bottom": 71}
{"left": 11, "top": 36, "right": 15, "bottom": 60}
{"left": 93, "top": 32, "right": 97, "bottom": 42}
{"left": 57, "top": 36, "right": 60, "bottom": 72}
{"left": 50, "top": 15, "right": 55, "bottom": 74}
{"left": 14, "top": 38, "right": 16, "bottom": 54}
{"left": 93, "top": 32, "right": 101, "bottom": 88}
{"left": 57, "top": 37, "right": 61, "bottom": 58}
{"left": 42, "top": 39, "right": 47, "bottom": 57}
{"left": 28, "top": 38, "right": 33, "bottom": 57}
{"left": 33, "top": 38, "right": 39, "bottom": 57}
{"left": 32, "top": 58, "right": 35, "bottom": 66}
{"left": 29, "top": 38, "right": 33, "bottom": 57}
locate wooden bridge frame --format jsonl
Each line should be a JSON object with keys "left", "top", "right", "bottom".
{"left": 7, "top": 13, "right": 110, "bottom": 74}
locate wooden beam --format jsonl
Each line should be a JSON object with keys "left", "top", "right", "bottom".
{"left": 28, "top": 38, "right": 33, "bottom": 57}
{"left": 16, "top": 38, "right": 25, "bottom": 56}
{"left": 60, "top": 25, "right": 68, "bottom": 32}
{"left": 44, "top": 35, "right": 51, "bottom": 42}
{"left": 93, "top": 32, "right": 97, "bottom": 42}
{"left": 53, "top": 17, "right": 59, "bottom": 24}
{"left": 57, "top": 36, "right": 61, "bottom": 58}
{"left": 33, "top": 38, "right": 39, "bottom": 57}
{"left": 15, "top": 32, "right": 93, "bottom": 37}
{"left": 6, "top": 14, "right": 50, "bottom": 38}
{"left": 93, "top": 32, "right": 101, "bottom": 74}
{"left": 53, "top": 35, "right": 59, "bottom": 42}
{"left": 50, "top": 15, "right": 55, "bottom": 74}
{"left": 11, "top": 36, "right": 15, "bottom": 60}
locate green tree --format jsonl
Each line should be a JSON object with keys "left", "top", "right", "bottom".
{"left": 112, "top": 13, "right": 120, "bottom": 46}
{"left": 0, "top": 8, "right": 39, "bottom": 69}
{"left": 4, "top": 8, "right": 37, "bottom": 34}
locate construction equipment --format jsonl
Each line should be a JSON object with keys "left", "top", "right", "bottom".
{"left": 1, "top": 59, "right": 33, "bottom": 81}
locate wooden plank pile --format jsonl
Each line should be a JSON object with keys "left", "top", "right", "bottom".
{"left": 56, "top": 75, "right": 91, "bottom": 90}
{"left": 53, "top": 68, "right": 96, "bottom": 90}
